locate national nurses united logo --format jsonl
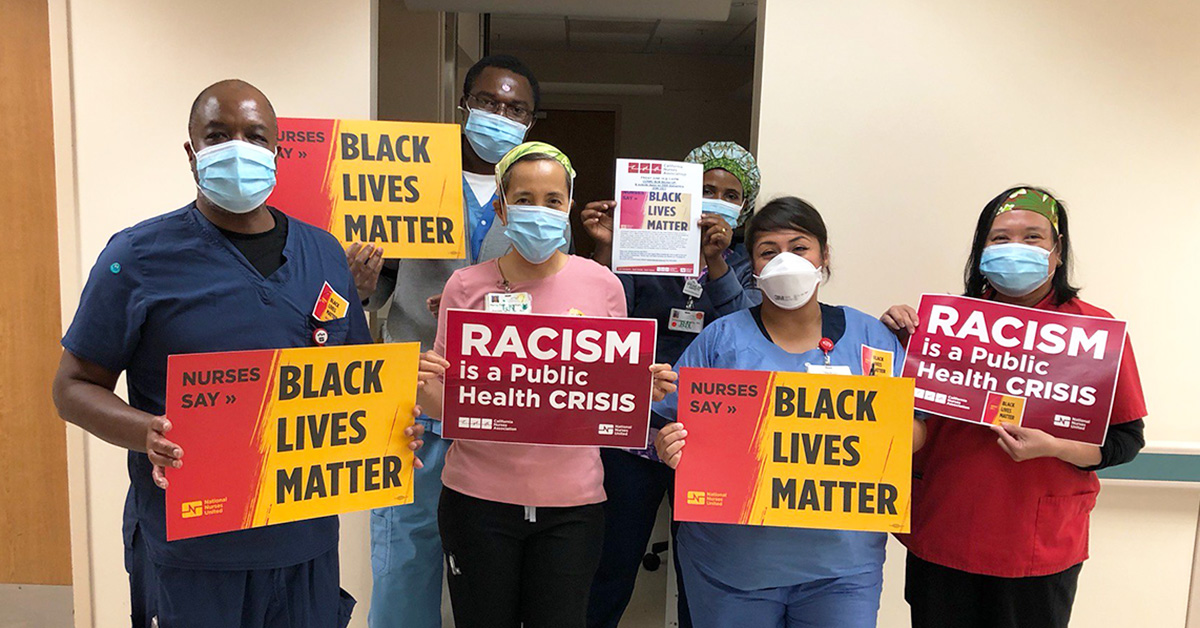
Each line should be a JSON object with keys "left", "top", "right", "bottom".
{"left": 180, "top": 501, "right": 204, "bottom": 519}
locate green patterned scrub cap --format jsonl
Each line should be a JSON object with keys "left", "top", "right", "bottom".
{"left": 685, "top": 141, "right": 761, "bottom": 226}
{"left": 494, "top": 141, "right": 576, "bottom": 191}
{"left": 994, "top": 188, "right": 1059, "bottom": 231}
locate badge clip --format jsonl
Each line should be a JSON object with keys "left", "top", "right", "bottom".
{"left": 819, "top": 337, "right": 834, "bottom": 366}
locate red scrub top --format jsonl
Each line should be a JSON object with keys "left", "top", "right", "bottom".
{"left": 900, "top": 295, "right": 1147, "bottom": 578}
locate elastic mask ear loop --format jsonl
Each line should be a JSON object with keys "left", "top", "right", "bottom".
{"left": 498, "top": 178, "right": 510, "bottom": 225}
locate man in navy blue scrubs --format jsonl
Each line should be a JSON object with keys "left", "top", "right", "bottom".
{"left": 51, "top": 79, "right": 423, "bottom": 628}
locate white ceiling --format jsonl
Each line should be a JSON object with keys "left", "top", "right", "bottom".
{"left": 405, "top": 0, "right": 733, "bottom": 21}
{"left": 488, "top": 1, "right": 757, "bottom": 56}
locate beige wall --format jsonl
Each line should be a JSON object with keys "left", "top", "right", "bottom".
{"left": 499, "top": 48, "right": 754, "bottom": 162}
{"left": 756, "top": 0, "right": 1200, "bottom": 626}
{"left": 53, "top": 1, "right": 376, "bottom": 625}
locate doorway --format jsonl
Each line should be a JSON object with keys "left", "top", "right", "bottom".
{"left": 488, "top": 4, "right": 758, "bottom": 259}
{"left": 528, "top": 107, "right": 618, "bottom": 257}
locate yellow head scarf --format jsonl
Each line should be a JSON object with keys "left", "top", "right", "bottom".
{"left": 494, "top": 141, "right": 576, "bottom": 196}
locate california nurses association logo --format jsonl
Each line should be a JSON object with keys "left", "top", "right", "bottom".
{"left": 627, "top": 162, "right": 663, "bottom": 174}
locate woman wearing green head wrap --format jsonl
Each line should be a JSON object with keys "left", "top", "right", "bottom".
{"left": 881, "top": 186, "right": 1148, "bottom": 628}
{"left": 684, "top": 140, "right": 761, "bottom": 227}
{"left": 583, "top": 141, "right": 760, "bottom": 628}
{"left": 416, "top": 141, "right": 678, "bottom": 628}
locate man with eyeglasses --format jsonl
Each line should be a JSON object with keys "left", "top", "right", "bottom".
{"left": 354, "top": 54, "right": 570, "bottom": 628}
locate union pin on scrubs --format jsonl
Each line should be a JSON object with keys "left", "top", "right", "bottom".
{"left": 653, "top": 304, "right": 906, "bottom": 628}
{"left": 62, "top": 203, "right": 372, "bottom": 626}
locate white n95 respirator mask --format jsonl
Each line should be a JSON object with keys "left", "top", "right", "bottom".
{"left": 754, "top": 252, "right": 823, "bottom": 310}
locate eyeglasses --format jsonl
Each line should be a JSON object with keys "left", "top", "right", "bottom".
{"left": 465, "top": 93, "right": 533, "bottom": 125}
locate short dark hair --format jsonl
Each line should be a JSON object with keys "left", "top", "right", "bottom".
{"left": 745, "top": 196, "right": 831, "bottom": 275}
{"left": 964, "top": 186, "right": 1080, "bottom": 304}
{"left": 188, "top": 79, "right": 276, "bottom": 136}
{"left": 462, "top": 54, "right": 541, "bottom": 112}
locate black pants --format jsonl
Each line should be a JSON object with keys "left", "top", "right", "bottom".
{"left": 906, "top": 553, "right": 1082, "bottom": 628}
{"left": 587, "top": 449, "right": 692, "bottom": 628}
{"left": 438, "top": 487, "right": 605, "bottom": 628}
{"left": 128, "top": 527, "right": 354, "bottom": 628}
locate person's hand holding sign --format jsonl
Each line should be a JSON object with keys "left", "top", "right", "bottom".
{"left": 347, "top": 242, "right": 384, "bottom": 301}
{"left": 880, "top": 304, "right": 920, "bottom": 338}
{"left": 582, "top": 200, "right": 615, "bottom": 266}
{"left": 699, "top": 215, "right": 733, "bottom": 279}
{"left": 148, "top": 416, "right": 183, "bottom": 489}
{"left": 655, "top": 422, "right": 688, "bottom": 469}
{"left": 990, "top": 423, "right": 1101, "bottom": 467}
{"left": 406, "top": 409, "right": 427, "bottom": 470}
{"left": 650, "top": 363, "right": 678, "bottom": 402}
{"left": 416, "top": 350, "right": 450, "bottom": 420}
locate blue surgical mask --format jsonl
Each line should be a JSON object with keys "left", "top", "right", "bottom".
{"left": 194, "top": 140, "right": 277, "bottom": 214}
{"left": 702, "top": 198, "right": 743, "bottom": 227}
{"left": 464, "top": 109, "right": 529, "bottom": 164}
{"left": 980, "top": 243, "right": 1052, "bottom": 297}
{"left": 504, "top": 205, "right": 569, "bottom": 264}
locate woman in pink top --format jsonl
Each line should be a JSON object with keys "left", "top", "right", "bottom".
{"left": 416, "top": 141, "right": 677, "bottom": 628}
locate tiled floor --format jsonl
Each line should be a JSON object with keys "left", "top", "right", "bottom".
{"left": 0, "top": 584, "right": 73, "bottom": 628}
{"left": 3, "top": 504, "right": 678, "bottom": 628}
{"left": 617, "top": 552, "right": 668, "bottom": 628}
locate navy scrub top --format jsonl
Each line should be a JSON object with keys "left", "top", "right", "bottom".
{"left": 618, "top": 264, "right": 753, "bottom": 367}
{"left": 62, "top": 203, "right": 373, "bottom": 570}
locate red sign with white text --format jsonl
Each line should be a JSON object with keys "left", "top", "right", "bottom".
{"left": 901, "top": 294, "right": 1126, "bottom": 445}
{"left": 442, "top": 309, "right": 657, "bottom": 447}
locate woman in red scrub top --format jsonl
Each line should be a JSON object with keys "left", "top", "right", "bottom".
{"left": 881, "top": 186, "right": 1147, "bottom": 628}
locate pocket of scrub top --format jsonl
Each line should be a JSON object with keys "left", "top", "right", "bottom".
{"left": 369, "top": 508, "right": 392, "bottom": 576}
{"left": 337, "top": 587, "right": 357, "bottom": 627}
{"left": 319, "top": 317, "right": 351, "bottom": 345}
{"left": 1030, "top": 491, "right": 1097, "bottom": 569}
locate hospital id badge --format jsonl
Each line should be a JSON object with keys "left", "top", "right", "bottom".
{"left": 806, "top": 363, "right": 853, "bottom": 375}
{"left": 668, "top": 308, "right": 704, "bottom": 334}
{"left": 486, "top": 292, "right": 532, "bottom": 314}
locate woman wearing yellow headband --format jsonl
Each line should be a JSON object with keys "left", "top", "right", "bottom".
{"left": 881, "top": 186, "right": 1148, "bottom": 628}
{"left": 415, "top": 141, "right": 678, "bottom": 628}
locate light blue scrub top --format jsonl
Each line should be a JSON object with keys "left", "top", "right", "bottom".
{"left": 653, "top": 304, "right": 907, "bottom": 590}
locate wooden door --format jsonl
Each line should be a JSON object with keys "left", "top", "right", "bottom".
{"left": 0, "top": 0, "right": 73, "bottom": 585}
{"left": 528, "top": 108, "right": 618, "bottom": 258}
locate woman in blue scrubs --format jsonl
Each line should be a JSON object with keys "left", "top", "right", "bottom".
{"left": 653, "top": 196, "right": 926, "bottom": 628}
{"left": 582, "top": 141, "right": 760, "bottom": 628}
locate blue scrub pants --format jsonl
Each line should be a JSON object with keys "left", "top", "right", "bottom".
{"left": 368, "top": 430, "right": 451, "bottom": 628}
{"left": 677, "top": 538, "right": 883, "bottom": 628}
{"left": 128, "top": 527, "right": 352, "bottom": 628}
